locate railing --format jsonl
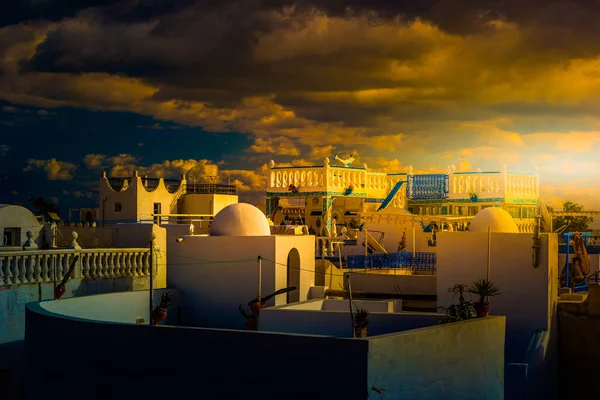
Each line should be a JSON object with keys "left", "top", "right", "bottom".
{"left": 505, "top": 173, "right": 539, "bottom": 198}
{"left": 186, "top": 183, "right": 237, "bottom": 195}
{"left": 407, "top": 174, "right": 449, "bottom": 200}
{"left": 267, "top": 160, "right": 401, "bottom": 198}
{"left": 448, "top": 172, "right": 503, "bottom": 199}
{"left": 347, "top": 252, "right": 437, "bottom": 273}
{"left": 315, "top": 237, "right": 345, "bottom": 258}
{"left": 448, "top": 170, "right": 538, "bottom": 201}
{"left": 107, "top": 177, "right": 131, "bottom": 192}
{"left": 164, "top": 179, "right": 183, "bottom": 194}
{"left": 0, "top": 248, "right": 151, "bottom": 285}
{"left": 516, "top": 221, "right": 536, "bottom": 233}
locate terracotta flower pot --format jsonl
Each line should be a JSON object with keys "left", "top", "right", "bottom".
{"left": 151, "top": 307, "right": 168, "bottom": 325}
{"left": 54, "top": 285, "right": 66, "bottom": 300}
{"left": 354, "top": 326, "right": 367, "bottom": 338}
{"left": 474, "top": 302, "right": 490, "bottom": 317}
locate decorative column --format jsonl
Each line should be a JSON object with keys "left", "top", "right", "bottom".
{"left": 322, "top": 196, "right": 333, "bottom": 235}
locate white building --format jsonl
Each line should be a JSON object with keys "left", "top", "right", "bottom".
{"left": 0, "top": 205, "right": 42, "bottom": 247}
{"left": 265, "top": 158, "right": 539, "bottom": 238}
{"left": 98, "top": 171, "right": 238, "bottom": 229}
{"left": 166, "top": 203, "right": 316, "bottom": 329}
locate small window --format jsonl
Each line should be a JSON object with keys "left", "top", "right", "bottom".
{"left": 115, "top": 202, "right": 122, "bottom": 212}
{"left": 468, "top": 206, "right": 479, "bottom": 216}
{"left": 3, "top": 228, "right": 21, "bottom": 246}
{"left": 506, "top": 206, "right": 520, "bottom": 218}
{"left": 521, "top": 206, "right": 536, "bottom": 219}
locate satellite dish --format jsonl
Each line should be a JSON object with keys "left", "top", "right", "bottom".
{"left": 537, "top": 198, "right": 553, "bottom": 232}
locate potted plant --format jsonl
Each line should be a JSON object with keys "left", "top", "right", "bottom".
{"left": 239, "top": 286, "right": 298, "bottom": 330}
{"left": 397, "top": 229, "right": 407, "bottom": 252}
{"left": 151, "top": 292, "right": 173, "bottom": 325}
{"left": 354, "top": 308, "right": 369, "bottom": 338}
{"left": 468, "top": 279, "right": 501, "bottom": 317}
{"left": 468, "top": 188, "right": 478, "bottom": 202}
{"left": 437, "top": 284, "right": 476, "bottom": 324}
{"left": 345, "top": 184, "right": 354, "bottom": 196}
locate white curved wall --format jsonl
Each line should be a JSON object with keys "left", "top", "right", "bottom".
{"left": 0, "top": 204, "right": 42, "bottom": 246}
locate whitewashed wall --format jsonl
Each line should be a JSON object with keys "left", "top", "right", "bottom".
{"left": 166, "top": 234, "right": 315, "bottom": 329}
{"left": 436, "top": 232, "right": 558, "bottom": 362}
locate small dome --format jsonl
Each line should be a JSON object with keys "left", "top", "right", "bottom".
{"left": 210, "top": 203, "right": 271, "bottom": 236}
{"left": 469, "top": 207, "right": 519, "bottom": 233}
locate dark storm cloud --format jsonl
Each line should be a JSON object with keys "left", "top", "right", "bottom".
{"left": 4, "top": 0, "right": 600, "bottom": 146}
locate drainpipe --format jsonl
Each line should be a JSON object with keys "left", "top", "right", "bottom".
{"left": 532, "top": 215, "right": 541, "bottom": 268}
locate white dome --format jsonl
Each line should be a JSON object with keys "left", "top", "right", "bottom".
{"left": 210, "top": 203, "right": 271, "bottom": 236}
{"left": 468, "top": 207, "right": 519, "bottom": 233}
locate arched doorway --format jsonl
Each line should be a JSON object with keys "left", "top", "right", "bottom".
{"left": 84, "top": 211, "right": 93, "bottom": 222}
{"left": 287, "top": 248, "right": 301, "bottom": 303}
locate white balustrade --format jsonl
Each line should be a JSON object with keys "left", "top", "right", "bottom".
{"left": 315, "top": 237, "right": 345, "bottom": 258}
{"left": 268, "top": 164, "right": 394, "bottom": 197}
{"left": 448, "top": 171, "right": 538, "bottom": 200}
{"left": 448, "top": 172, "right": 503, "bottom": 199}
{"left": 0, "top": 248, "right": 151, "bottom": 285}
{"left": 505, "top": 174, "right": 539, "bottom": 198}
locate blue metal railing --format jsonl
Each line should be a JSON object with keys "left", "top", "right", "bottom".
{"left": 559, "top": 245, "right": 599, "bottom": 254}
{"left": 347, "top": 252, "right": 436, "bottom": 273}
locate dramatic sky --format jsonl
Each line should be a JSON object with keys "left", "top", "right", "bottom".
{"left": 1, "top": 0, "right": 600, "bottom": 220}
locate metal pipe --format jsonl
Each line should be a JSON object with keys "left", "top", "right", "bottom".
{"left": 257, "top": 256, "right": 262, "bottom": 300}
{"left": 565, "top": 233, "right": 570, "bottom": 288}
{"left": 347, "top": 273, "right": 355, "bottom": 338}
{"left": 364, "top": 227, "right": 368, "bottom": 273}
{"left": 532, "top": 215, "right": 541, "bottom": 268}
{"left": 149, "top": 238, "right": 154, "bottom": 325}
{"left": 487, "top": 226, "right": 492, "bottom": 282}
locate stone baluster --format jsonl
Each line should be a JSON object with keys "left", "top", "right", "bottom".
{"left": 141, "top": 252, "right": 149, "bottom": 275}
{"left": 82, "top": 252, "right": 91, "bottom": 278}
{"left": 111, "top": 253, "right": 119, "bottom": 276}
{"left": 89, "top": 252, "right": 98, "bottom": 277}
{"left": 8, "top": 257, "right": 15, "bottom": 284}
{"left": 106, "top": 252, "right": 114, "bottom": 277}
{"left": 92, "top": 253, "right": 101, "bottom": 277}
{"left": 12, "top": 256, "right": 22, "bottom": 284}
{"left": 117, "top": 252, "right": 125, "bottom": 276}
{"left": 65, "top": 253, "right": 73, "bottom": 279}
{"left": 55, "top": 254, "right": 64, "bottom": 281}
{"left": 32, "top": 254, "right": 41, "bottom": 282}
{"left": 23, "top": 254, "right": 32, "bottom": 283}
{"left": 6, "top": 256, "right": 14, "bottom": 283}
{"left": 140, "top": 252, "right": 147, "bottom": 275}
{"left": 40, "top": 255, "right": 49, "bottom": 281}
{"left": 0, "top": 257, "right": 6, "bottom": 284}
{"left": 126, "top": 252, "right": 135, "bottom": 276}
{"left": 121, "top": 252, "right": 128, "bottom": 276}
{"left": 130, "top": 252, "right": 138, "bottom": 276}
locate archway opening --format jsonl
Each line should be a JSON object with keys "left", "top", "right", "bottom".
{"left": 287, "top": 248, "right": 301, "bottom": 303}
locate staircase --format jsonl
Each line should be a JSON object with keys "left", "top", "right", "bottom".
{"left": 377, "top": 181, "right": 406, "bottom": 211}
{"left": 169, "top": 183, "right": 187, "bottom": 213}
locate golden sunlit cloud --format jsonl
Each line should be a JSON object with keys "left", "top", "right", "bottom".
{"left": 2, "top": 1, "right": 600, "bottom": 217}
